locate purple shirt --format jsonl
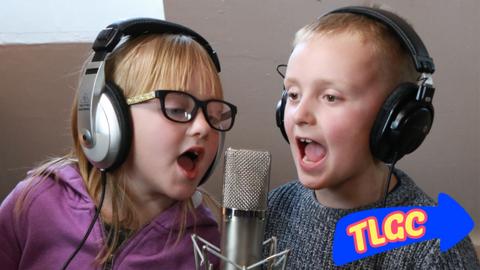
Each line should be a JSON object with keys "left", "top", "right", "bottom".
{"left": 0, "top": 165, "right": 220, "bottom": 269}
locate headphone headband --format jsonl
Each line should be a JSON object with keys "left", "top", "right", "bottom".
{"left": 91, "top": 18, "right": 221, "bottom": 72}
{"left": 328, "top": 6, "right": 435, "bottom": 74}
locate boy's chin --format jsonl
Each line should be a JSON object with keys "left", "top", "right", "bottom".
{"left": 298, "top": 174, "right": 330, "bottom": 190}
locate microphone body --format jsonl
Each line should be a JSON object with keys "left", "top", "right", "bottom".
{"left": 220, "top": 148, "right": 271, "bottom": 270}
{"left": 221, "top": 209, "right": 265, "bottom": 269}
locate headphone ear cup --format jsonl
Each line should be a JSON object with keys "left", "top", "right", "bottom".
{"left": 96, "top": 82, "right": 132, "bottom": 171}
{"left": 276, "top": 91, "right": 289, "bottom": 143}
{"left": 370, "top": 83, "right": 433, "bottom": 163}
{"left": 391, "top": 100, "right": 433, "bottom": 155}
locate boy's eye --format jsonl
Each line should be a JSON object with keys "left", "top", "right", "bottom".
{"left": 287, "top": 92, "right": 299, "bottom": 101}
{"left": 324, "top": 94, "right": 337, "bottom": 102}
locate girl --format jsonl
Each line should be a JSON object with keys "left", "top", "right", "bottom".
{"left": 0, "top": 19, "right": 236, "bottom": 269}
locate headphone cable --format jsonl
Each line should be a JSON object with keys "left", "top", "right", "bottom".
{"left": 61, "top": 170, "right": 107, "bottom": 270}
{"left": 382, "top": 153, "right": 399, "bottom": 208}
{"left": 373, "top": 151, "right": 399, "bottom": 269}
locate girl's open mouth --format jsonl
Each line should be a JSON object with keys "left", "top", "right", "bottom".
{"left": 177, "top": 148, "right": 204, "bottom": 179}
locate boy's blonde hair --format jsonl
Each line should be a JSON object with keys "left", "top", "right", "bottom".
{"left": 18, "top": 33, "right": 223, "bottom": 265}
{"left": 293, "top": 12, "right": 419, "bottom": 91}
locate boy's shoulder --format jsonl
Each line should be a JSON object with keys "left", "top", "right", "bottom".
{"left": 268, "top": 180, "right": 308, "bottom": 205}
{"left": 389, "top": 168, "right": 437, "bottom": 207}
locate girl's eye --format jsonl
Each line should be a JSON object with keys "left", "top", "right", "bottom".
{"left": 166, "top": 107, "right": 187, "bottom": 116}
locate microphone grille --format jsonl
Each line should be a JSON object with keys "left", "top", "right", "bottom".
{"left": 222, "top": 148, "right": 271, "bottom": 211}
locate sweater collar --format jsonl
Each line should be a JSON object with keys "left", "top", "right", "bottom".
{"left": 299, "top": 168, "right": 420, "bottom": 220}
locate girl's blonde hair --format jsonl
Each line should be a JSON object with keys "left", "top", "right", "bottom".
{"left": 17, "top": 33, "right": 223, "bottom": 265}
{"left": 294, "top": 12, "right": 419, "bottom": 90}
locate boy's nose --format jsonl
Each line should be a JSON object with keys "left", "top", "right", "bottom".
{"left": 292, "top": 99, "right": 316, "bottom": 126}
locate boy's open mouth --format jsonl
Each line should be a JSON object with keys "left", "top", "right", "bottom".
{"left": 297, "top": 137, "right": 326, "bottom": 163}
{"left": 177, "top": 148, "right": 203, "bottom": 173}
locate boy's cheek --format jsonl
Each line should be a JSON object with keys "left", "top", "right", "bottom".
{"left": 283, "top": 114, "right": 296, "bottom": 136}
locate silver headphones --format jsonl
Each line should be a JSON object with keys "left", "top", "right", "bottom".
{"left": 77, "top": 18, "right": 224, "bottom": 184}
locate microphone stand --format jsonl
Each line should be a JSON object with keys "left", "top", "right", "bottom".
{"left": 191, "top": 234, "right": 290, "bottom": 270}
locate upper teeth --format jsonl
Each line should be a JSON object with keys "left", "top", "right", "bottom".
{"left": 300, "top": 138, "right": 312, "bottom": 143}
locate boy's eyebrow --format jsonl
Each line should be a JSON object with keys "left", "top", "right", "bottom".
{"left": 283, "top": 77, "right": 339, "bottom": 90}
{"left": 283, "top": 77, "right": 301, "bottom": 87}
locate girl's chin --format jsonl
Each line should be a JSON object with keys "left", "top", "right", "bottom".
{"left": 168, "top": 190, "right": 197, "bottom": 202}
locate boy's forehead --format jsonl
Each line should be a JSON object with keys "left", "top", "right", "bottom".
{"left": 287, "top": 33, "right": 379, "bottom": 72}
{"left": 285, "top": 33, "right": 387, "bottom": 94}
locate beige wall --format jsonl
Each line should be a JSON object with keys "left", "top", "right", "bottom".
{"left": 1, "top": 0, "right": 478, "bottom": 246}
{"left": 0, "top": 43, "right": 90, "bottom": 197}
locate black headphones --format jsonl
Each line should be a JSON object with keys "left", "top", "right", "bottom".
{"left": 77, "top": 18, "right": 223, "bottom": 184}
{"left": 275, "top": 6, "right": 436, "bottom": 163}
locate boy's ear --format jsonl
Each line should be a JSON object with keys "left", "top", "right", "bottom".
{"left": 370, "top": 83, "right": 434, "bottom": 163}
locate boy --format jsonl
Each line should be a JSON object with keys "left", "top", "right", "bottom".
{"left": 266, "top": 6, "right": 480, "bottom": 269}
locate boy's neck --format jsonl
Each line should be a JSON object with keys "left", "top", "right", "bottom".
{"left": 313, "top": 163, "right": 397, "bottom": 209}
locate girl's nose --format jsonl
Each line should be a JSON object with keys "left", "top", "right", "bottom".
{"left": 188, "top": 108, "right": 212, "bottom": 138}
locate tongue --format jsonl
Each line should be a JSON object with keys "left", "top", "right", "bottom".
{"left": 304, "top": 142, "right": 325, "bottom": 162}
{"left": 178, "top": 155, "right": 194, "bottom": 171}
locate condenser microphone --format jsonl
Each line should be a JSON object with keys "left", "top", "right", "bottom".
{"left": 220, "top": 148, "right": 271, "bottom": 270}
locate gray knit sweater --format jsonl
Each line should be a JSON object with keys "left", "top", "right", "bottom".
{"left": 266, "top": 169, "right": 480, "bottom": 269}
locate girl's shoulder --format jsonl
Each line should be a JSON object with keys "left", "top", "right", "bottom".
{"left": 7, "top": 163, "right": 92, "bottom": 215}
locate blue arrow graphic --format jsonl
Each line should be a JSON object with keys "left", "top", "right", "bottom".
{"left": 333, "top": 193, "right": 475, "bottom": 266}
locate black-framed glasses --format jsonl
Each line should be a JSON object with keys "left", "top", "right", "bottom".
{"left": 126, "top": 90, "right": 237, "bottom": 131}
